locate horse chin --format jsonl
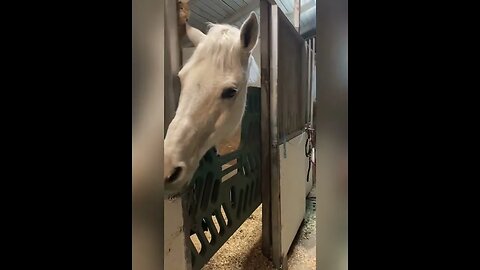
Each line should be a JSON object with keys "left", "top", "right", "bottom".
{"left": 165, "top": 181, "right": 192, "bottom": 200}
{"left": 166, "top": 191, "right": 183, "bottom": 200}
{"left": 165, "top": 170, "right": 195, "bottom": 199}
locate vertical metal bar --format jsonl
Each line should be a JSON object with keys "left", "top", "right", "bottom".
{"left": 311, "top": 37, "right": 315, "bottom": 123}
{"left": 311, "top": 37, "right": 316, "bottom": 185}
{"left": 311, "top": 37, "right": 317, "bottom": 186}
{"left": 312, "top": 38, "right": 315, "bottom": 123}
{"left": 270, "top": 4, "right": 283, "bottom": 269}
{"left": 260, "top": 0, "right": 273, "bottom": 260}
{"left": 305, "top": 40, "right": 310, "bottom": 122}
{"left": 307, "top": 38, "right": 312, "bottom": 123}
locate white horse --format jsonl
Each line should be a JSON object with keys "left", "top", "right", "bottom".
{"left": 164, "top": 12, "right": 260, "bottom": 197}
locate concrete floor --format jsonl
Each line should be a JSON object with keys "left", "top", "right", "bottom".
{"left": 200, "top": 186, "right": 317, "bottom": 269}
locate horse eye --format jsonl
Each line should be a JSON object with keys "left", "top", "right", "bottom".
{"left": 221, "top": 87, "right": 238, "bottom": 99}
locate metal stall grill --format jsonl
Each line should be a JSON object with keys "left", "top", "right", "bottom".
{"left": 305, "top": 35, "right": 316, "bottom": 124}
{"left": 184, "top": 88, "right": 262, "bottom": 270}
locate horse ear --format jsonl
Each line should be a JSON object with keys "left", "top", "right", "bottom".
{"left": 186, "top": 23, "right": 205, "bottom": 46}
{"left": 240, "top": 12, "right": 259, "bottom": 53}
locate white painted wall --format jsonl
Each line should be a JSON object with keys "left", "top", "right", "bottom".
{"left": 279, "top": 132, "right": 310, "bottom": 255}
{"left": 164, "top": 198, "right": 189, "bottom": 270}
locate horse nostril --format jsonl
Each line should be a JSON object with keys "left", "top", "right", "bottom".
{"left": 166, "top": 166, "right": 183, "bottom": 183}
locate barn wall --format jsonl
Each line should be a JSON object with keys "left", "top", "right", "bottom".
{"left": 279, "top": 132, "right": 309, "bottom": 255}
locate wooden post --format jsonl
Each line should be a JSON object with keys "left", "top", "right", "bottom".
{"left": 164, "top": 1, "right": 191, "bottom": 269}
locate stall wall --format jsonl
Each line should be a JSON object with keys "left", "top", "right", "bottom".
{"left": 279, "top": 132, "right": 310, "bottom": 255}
